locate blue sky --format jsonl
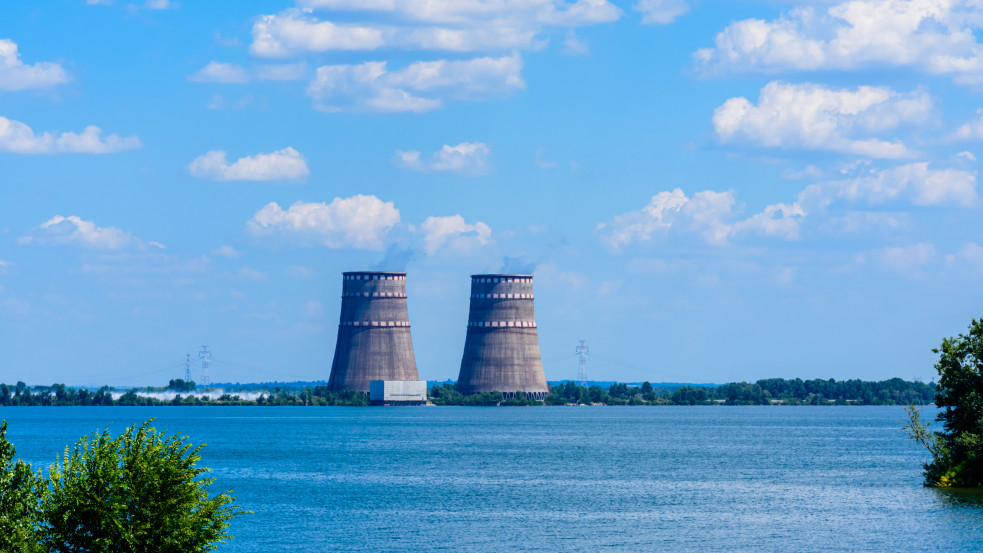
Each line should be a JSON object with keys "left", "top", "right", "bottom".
{"left": 2, "top": 0, "right": 982, "bottom": 386}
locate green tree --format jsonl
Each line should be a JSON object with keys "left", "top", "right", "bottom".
{"left": 41, "top": 419, "right": 246, "bottom": 552}
{"left": 0, "top": 421, "right": 44, "bottom": 553}
{"left": 905, "top": 317, "right": 983, "bottom": 487}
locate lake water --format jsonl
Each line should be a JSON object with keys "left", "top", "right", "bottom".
{"left": 2, "top": 406, "right": 981, "bottom": 552}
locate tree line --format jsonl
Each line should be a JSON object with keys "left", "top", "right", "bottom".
{"left": 0, "top": 377, "right": 935, "bottom": 407}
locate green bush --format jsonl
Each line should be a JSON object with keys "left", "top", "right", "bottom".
{"left": 0, "top": 418, "right": 246, "bottom": 552}
{"left": 0, "top": 421, "right": 44, "bottom": 553}
{"left": 905, "top": 317, "right": 983, "bottom": 488}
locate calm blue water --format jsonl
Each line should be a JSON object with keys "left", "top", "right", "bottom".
{"left": 2, "top": 406, "right": 981, "bottom": 552}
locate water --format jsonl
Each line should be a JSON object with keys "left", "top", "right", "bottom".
{"left": 2, "top": 406, "right": 981, "bottom": 552}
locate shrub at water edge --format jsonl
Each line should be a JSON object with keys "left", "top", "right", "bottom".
{"left": 0, "top": 418, "right": 247, "bottom": 552}
{"left": 905, "top": 317, "right": 983, "bottom": 488}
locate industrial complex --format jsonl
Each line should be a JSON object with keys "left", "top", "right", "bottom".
{"left": 327, "top": 271, "right": 548, "bottom": 402}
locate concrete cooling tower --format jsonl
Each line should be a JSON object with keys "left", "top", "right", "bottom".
{"left": 327, "top": 271, "right": 419, "bottom": 392}
{"left": 456, "top": 274, "right": 549, "bottom": 399}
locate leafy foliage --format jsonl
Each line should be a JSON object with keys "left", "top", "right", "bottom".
{"left": 40, "top": 419, "right": 246, "bottom": 552}
{"left": 0, "top": 421, "right": 45, "bottom": 553}
{"left": 906, "top": 318, "right": 983, "bottom": 488}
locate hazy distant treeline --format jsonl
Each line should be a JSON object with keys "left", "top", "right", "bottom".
{"left": 0, "top": 377, "right": 934, "bottom": 407}
{"left": 533, "top": 377, "right": 936, "bottom": 406}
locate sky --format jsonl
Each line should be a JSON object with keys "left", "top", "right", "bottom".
{"left": 2, "top": 0, "right": 982, "bottom": 387}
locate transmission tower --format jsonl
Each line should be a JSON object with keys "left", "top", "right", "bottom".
{"left": 184, "top": 353, "right": 192, "bottom": 382}
{"left": 576, "top": 340, "right": 589, "bottom": 387}
{"left": 198, "top": 346, "right": 211, "bottom": 388}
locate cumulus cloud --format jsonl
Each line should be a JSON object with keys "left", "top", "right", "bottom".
{"left": 951, "top": 108, "right": 983, "bottom": 140}
{"left": 395, "top": 142, "right": 490, "bottom": 174}
{"left": 188, "top": 147, "right": 309, "bottom": 182}
{"left": 634, "top": 0, "right": 689, "bottom": 24}
{"left": 713, "top": 81, "right": 931, "bottom": 158}
{"left": 419, "top": 214, "right": 492, "bottom": 254}
{"left": 597, "top": 188, "right": 804, "bottom": 249}
{"left": 0, "top": 115, "right": 140, "bottom": 154}
{"left": 188, "top": 62, "right": 249, "bottom": 83}
{"left": 19, "top": 215, "right": 163, "bottom": 250}
{"left": 188, "top": 61, "right": 307, "bottom": 83}
{"left": 695, "top": 0, "right": 983, "bottom": 85}
{"left": 306, "top": 53, "right": 524, "bottom": 112}
{"left": 947, "top": 242, "right": 983, "bottom": 272}
{"left": 252, "top": 10, "right": 538, "bottom": 56}
{"left": 799, "top": 162, "right": 977, "bottom": 208}
{"left": 297, "top": 0, "right": 621, "bottom": 25}
{"left": 247, "top": 195, "right": 400, "bottom": 250}
{"left": 252, "top": 2, "right": 621, "bottom": 56}
{"left": 0, "top": 39, "right": 70, "bottom": 91}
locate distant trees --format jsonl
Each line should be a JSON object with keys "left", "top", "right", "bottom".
{"left": 0, "top": 419, "right": 246, "bottom": 552}
{"left": 905, "top": 317, "right": 983, "bottom": 488}
{"left": 167, "top": 379, "right": 196, "bottom": 392}
{"left": 0, "top": 377, "right": 936, "bottom": 408}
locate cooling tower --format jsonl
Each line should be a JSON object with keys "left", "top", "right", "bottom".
{"left": 457, "top": 274, "right": 549, "bottom": 400}
{"left": 327, "top": 271, "right": 419, "bottom": 392}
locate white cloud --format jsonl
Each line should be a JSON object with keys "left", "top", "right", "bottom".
{"left": 634, "top": 0, "right": 689, "bottom": 25}
{"left": 799, "top": 162, "right": 977, "bottom": 208}
{"left": 419, "top": 214, "right": 492, "bottom": 254}
{"left": 247, "top": 195, "right": 400, "bottom": 250}
{"left": 251, "top": 12, "right": 386, "bottom": 57}
{"left": 189, "top": 61, "right": 307, "bottom": 83}
{"left": 951, "top": 108, "right": 983, "bottom": 140}
{"left": 948, "top": 242, "right": 983, "bottom": 272}
{"left": 713, "top": 81, "right": 930, "bottom": 158}
{"left": 254, "top": 2, "right": 621, "bottom": 56}
{"left": 252, "top": 10, "right": 540, "bottom": 56}
{"left": 563, "top": 31, "right": 589, "bottom": 54}
{"left": 0, "top": 39, "right": 70, "bottom": 91}
{"left": 880, "top": 242, "right": 936, "bottom": 271}
{"left": 188, "top": 62, "right": 249, "bottom": 84}
{"left": 188, "top": 147, "right": 309, "bottom": 182}
{"left": 597, "top": 188, "right": 804, "bottom": 249}
{"left": 0, "top": 116, "right": 140, "bottom": 154}
{"left": 395, "top": 141, "right": 490, "bottom": 174}
{"left": 19, "top": 215, "right": 162, "bottom": 251}
{"left": 144, "top": 0, "right": 177, "bottom": 8}
{"left": 732, "top": 202, "right": 806, "bottom": 240}
{"left": 695, "top": 0, "right": 983, "bottom": 85}
{"left": 297, "top": 0, "right": 621, "bottom": 25}
{"left": 306, "top": 53, "right": 524, "bottom": 112}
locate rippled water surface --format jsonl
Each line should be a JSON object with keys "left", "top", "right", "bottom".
{"left": 3, "top": 406, "right": 982, "bottom": 552}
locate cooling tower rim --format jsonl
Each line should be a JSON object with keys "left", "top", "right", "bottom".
{"left": 471, "top": 273, "right": 533, "bottom": 279}
{"left": 343, "top": 270, "right": 406, "bottom": 275}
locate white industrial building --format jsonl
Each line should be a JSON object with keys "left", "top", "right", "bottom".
{"left": 369, "top": 380, "right": 428, "bottom": 406}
